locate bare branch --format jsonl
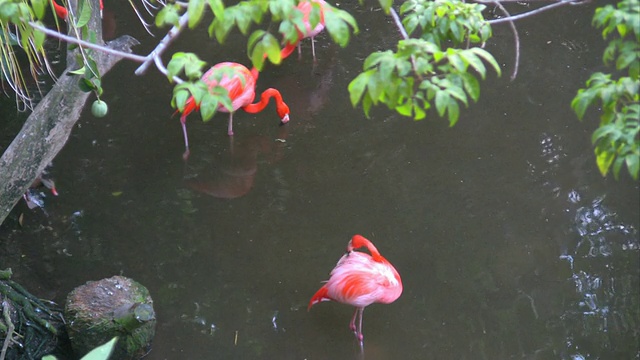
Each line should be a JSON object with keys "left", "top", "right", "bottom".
{"left": 491, "top": 2, "right": 520, "bottom": 80}
{"left": 29, "top": 22, "right": 146, "bottom": 63}
{"left": 482, "top": 0, "right": 591, "bottom": 24}
{"left": 134, "top": 12, "right": 190, "bottom": 76}
{"left": 389, "top": 7, "right": 409, "bottom": 40}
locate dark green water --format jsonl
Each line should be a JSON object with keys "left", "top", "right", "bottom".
{"left": 1, "top": 2, "right": 638, "bottom": 359}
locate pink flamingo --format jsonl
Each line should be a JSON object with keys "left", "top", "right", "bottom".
{"left": 309, "top": 235, "right": 403, "bottom": 343}
{"left": 177, "top": 62, "right": 290, "bottom": 159}
{"left": 282, "top": 0, "right": 327, "bottom": 60}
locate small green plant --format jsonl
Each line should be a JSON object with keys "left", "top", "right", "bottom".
{"left": 572, "top": 0, "right": 640, "bottom": 180}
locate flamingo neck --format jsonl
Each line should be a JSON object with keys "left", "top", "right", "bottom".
{"left": 242, "top": 89, "right": 284, "bottom": 114}
{"left": 349, "top": 235, "right": 384, "bottom": 262}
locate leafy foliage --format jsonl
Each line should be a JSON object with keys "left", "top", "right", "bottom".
{"left": 0, "top": 0, "right": 49, "bottom": 108}
{"left": 0, "top": 0, "right": 104, "bottom": 109}
{"left": 572, "top": 0, "right": 640, "bottom": 179}
{"left": 168, "top": 52, "right": 239, "bottom": 122}
{"left": 401, "top": 0, "right": 491, "bottom": 47}
{"left": 157, "top": 0, "right": 358, "bottom": 72}
{"left": 348, "top": 0, "right": 499, "bottom": 124}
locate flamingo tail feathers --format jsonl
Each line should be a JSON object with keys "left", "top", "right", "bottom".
{"left": 308, "top": 286, "right": 331, "bottom": 311}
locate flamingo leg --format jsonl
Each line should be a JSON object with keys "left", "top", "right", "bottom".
{"left": 311, "top": 36, "right": 317, "bottom": 61}
{"left": 349, "top": 308, "right": 358, "bottom": 332}
{"left": 356, "top": 307, "right": 364, "bottom": 343}
{"left": 180, "top": 116, "right": 190, "bottom": 160}
{"left": 227, "top": 112, "right": 235, "bottom": 136}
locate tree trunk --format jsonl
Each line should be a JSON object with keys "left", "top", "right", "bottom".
{"left": 0, "top": 1, "right": 139, "bottom": 225}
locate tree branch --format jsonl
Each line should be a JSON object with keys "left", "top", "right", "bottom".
{"left": 491, "top": 2, "right": 520, "bottom": 80}
{"left": 484, "top": 0, "right": 591, "bottom": 24}
{"left": 30, "top": 22, "right": 147, "bottom": 63}
{"left": 134, "top": 11, "right": 190, "bottom": 76}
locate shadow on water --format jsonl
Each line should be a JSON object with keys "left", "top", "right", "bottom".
{"left": 0, "top": 2, "right": 638, "bottom": 360}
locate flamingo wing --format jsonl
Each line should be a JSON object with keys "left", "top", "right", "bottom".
{"left": 319, "top": 252, "right": 398, "bottom": 308}
{"left": 204, "top": 63, "right": 257, "bottom": 112}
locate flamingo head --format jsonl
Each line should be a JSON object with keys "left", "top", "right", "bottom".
{"left": 277, "top": 102, "right": 290, "bottom": 124}
{"left": 347, "top": 234, "right": 383, "bottom": 261}
{"left": 51, "top": 1, "right": 69, "bottom": 21}
{"left": 348, "top": 234, "right": 370, "bottom": 252}
{"left": 40, "top": 178, "right": 59, "bottom": 196}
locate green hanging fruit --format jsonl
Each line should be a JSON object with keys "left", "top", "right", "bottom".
{"left": 91, "top": 100, "right": 109, "bottom": 117}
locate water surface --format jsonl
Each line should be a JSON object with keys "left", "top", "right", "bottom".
{"left": 1, "top": 3, "right": 638, "bottom": 360}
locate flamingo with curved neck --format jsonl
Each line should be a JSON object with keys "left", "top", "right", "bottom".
{"left": 309, "top": 235, "right": 403, "bottom": 344}
{"left": 177, "top": 62, "right": 290, "bottom": 159}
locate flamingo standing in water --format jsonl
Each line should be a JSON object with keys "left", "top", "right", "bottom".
{"left": 309, "top": 235, "right": 403, "bottom": 344}
{"left": 177, "top": 62, "right": 290, "bottom": 159}
{"left": 282, "top": 0, "right": 327, "bottom": 60}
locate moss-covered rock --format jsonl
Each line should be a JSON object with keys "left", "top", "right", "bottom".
{"left": 64, "top": 276, "right": 156, "bottom": 359}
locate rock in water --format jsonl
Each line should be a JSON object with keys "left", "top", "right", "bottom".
{"left": 64, "top": 276, "right": 156, "bottom": 359}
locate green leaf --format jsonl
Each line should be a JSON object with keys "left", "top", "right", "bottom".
{"left": 31, "top": 0, "right": 46, "bottom": 20}
{"left": 68, "top": 66, "right": 86, "bottom": 75}
{"left": 348, "top": 71, "right": 371, "bottom": 106}
{"left": 413, "top": 102, "right": 426, "bottom": 120}
{"left": 470, "top": 48, "right": 501, "bottom": 77}
{"left": 188, "top": 0, "right": 206, "bottom": 29}
{"left": 208, "top": 0, "right": 225, "bottom": 19}
{"left": 447, "top": 84, "right": 468, "bottom": 106}
{"left": 200, "top": 93, "right": 220, "bottom": 121}
{"left": 323, "top": 8, "right": 350, "bottom": 47}
{"left": 447, "top": 100, "right": 460, "bottom": 126}
{"left": 79, "top": 78, "right": 96, "bottom": 92}
{"left": 460, "top": 51, "right": 486, "bottom": 79}
{"left": 174, "top": 88, "right": 190, "bottom": 111}
{"left": 616, "top": 49, "right": 637, "bottom": 70}
{"left": 263, "top": 33, "right": 281, "bottom": 64}
{"left": 626, "top": 153, "right": 639, "bottom": 180}
{"left": 447, "top": 53, "right": 466, "bottom": 72}
{"left": 595, "top": 146, "right": 615, "bottom": 176}
{"left": 367, "top": 72, "right": 383, "bottom": 104}
{"left": 75, "top": 1, "right": 93, "bottom": 28}
{"left": 571, "top": 91, "right": 594, "bottom": 120}
{"left": 461, "top": 73, "right": 480, "bottom": 102}
{"left": 362, "top": 93, "right": 373, "bottom": 118}
{"left": 435, "top": 90, "right": 449, "bottom": 117}
{"left": 80, "top": 337, "right": 118, "bottom": 360}
{"left": 378, "top": 0, "right": 393, "bottom": 13}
